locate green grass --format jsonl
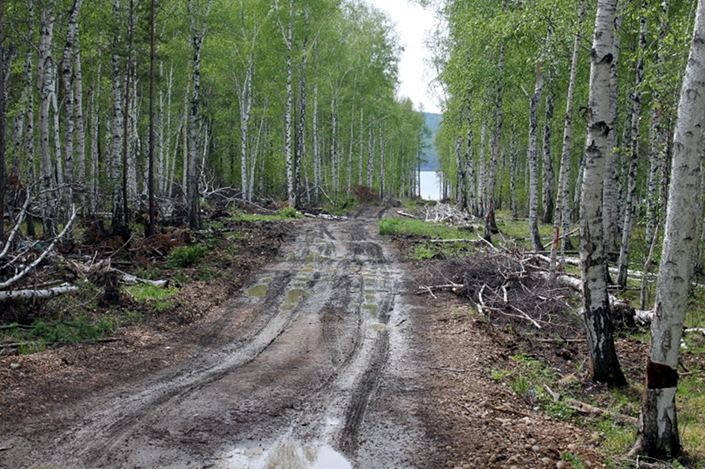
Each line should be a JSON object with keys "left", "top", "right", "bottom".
{"left": 1, "top": 314, "right": 118, "bottom": 351}
{"left": 127, "top": 283, "right": 179, "bottom": 301}
{"left": 169, "top": 244, "right": 208, "bottom": 267}
{"left": 230, "top": 206, "right": 302, "bottom": 221}
{"left": 378, "top": 218, "right": 481, "bottom": 259}
{"left": 126, "top": 283, "right": 179, "bottom": 313}
{"left": 378, "top": 218, "right": 461, "bottom": 238}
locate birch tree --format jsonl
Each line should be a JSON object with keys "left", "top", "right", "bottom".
{"left": 38, "top": 0, "right": 57, "bottom": 237}
{"left": 0, "top": 0, "right": 6, "bottom": 244}
{"left": 579, "top": 0, "right": 626, "bottom": 386}
{"left": 187, "top": 0, "right": 212, "bottom": 229}
{"left": 632, "top": 0, "right": 705, "bottom": 457}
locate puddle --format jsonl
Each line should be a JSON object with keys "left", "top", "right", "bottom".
{"left": 247, "top": 285, "right": 269, "bottom": 298}
{"left": 280, "top": 289, "right": 310, "bottom": 310}
{"left": 224, "top": 441, "right": 351, "bottom": 469}
{"left": 305, "top": 252, "right": 328, "bottom": 262}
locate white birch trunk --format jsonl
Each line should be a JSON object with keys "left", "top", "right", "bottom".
{"left": 617, "top": 4, "right": 646, "bottom": 288}
{"left": 633, "top": 0, "right": 705, "bottom": 457}
{"left": 313, "top": 83, "right": 320, "bottom": 203}
{"left": 541, "top": 85, "right": 556, "bottom": 225}
{"left": 110, "top": 0, "right": 124, "bottom": 221}
{"left": 73, "top": 4, "right": 86, "bottom": 209}
{"left": 89, "top": 72, "right": 99, "bottom": 215}
{"left": 527, "top": 68, "right": 544, "bottom": 252}
{"left": 61, "top": 0, "right": 83, "bottom": 210}
{"left": 557, "top": 0, "right": 585, "bottom": 262}
{"left": 38, "top": 1, "right": 57, "bottom": 237}
{"left": 187, "top": 0, "right": 211, "bottom": 229}
{"left": 602, "top": 8, "right": 623, "bottom": 252}
{"left": 579, "top": 0, "right": 626, "bottom": 386}
{"left": 510, "top": 124, "right": 518, "bottom": 220}
{"left": 477, "top": 120, "right": 487, "bottom": 217}
{"left": 366, "top": 127, "right": 374, "bottom": 189}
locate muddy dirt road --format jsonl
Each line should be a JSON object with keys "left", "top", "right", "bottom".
{"left": 2, "top": 207, "right": 442, "bottom": 468}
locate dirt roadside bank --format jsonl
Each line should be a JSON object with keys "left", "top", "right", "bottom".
{"left": 1, "top": 206, "right": 609, "bottom": 468}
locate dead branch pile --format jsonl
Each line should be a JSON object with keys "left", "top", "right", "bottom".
{"left": 420, "top": 203, "right": 477, "bottom": 226}
{"left": 418, "top": 255, "right": 583, "bottom": 337}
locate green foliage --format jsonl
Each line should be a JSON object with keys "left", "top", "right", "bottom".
{"left": 278, "top": 206, "right": 298, "bottom": 219}
{"left": 561, "top": 452, "right": 586, "bottom": 469}
{"left": 378, "top": 218, "right": 462, "bottom": 238}
{"left": 169, "top": 244, "right": 209, "bottom": 267}
{"left": 127, "top": 283, "right": 179, "bottom": 301}
{"left": 490, "top": 368, "right": 512, "bottom": 383}
{"left": 2, "top": 314, "right": 118, "bottom": 351}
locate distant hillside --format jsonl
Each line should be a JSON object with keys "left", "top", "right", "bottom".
{"left": 420, "top": 112, "right": 441, "bottom": 171}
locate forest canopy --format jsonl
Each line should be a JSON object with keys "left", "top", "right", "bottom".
{"left": 0, "top": 0, "right": 427, "bottom": 234}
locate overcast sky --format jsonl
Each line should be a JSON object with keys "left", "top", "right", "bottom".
{"left": 366, "top": 0, "right": 442, "bottom": 114}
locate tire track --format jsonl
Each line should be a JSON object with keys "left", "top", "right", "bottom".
{"left": 5, "top": 214, "right": 435, "bottom": 469}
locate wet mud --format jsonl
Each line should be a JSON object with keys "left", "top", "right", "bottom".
{"left": 1, "top": 207, "right": 439, "bottom": 469}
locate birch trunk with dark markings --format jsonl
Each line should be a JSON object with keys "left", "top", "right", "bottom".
{"left": 632, "top": 0, "right": 705, "bottom": 457}
{"left": 579, "top": 0, "right": 626, "bottom": 386}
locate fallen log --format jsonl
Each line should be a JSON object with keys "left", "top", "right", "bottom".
{"left": 0, "top": 206, "right": 78, "bottom": 290}
{"left": 415, "top": 283, "right": 463, "bottom": 295}
{"left": 0, "top": 283, "right": 79, "bottom": 302}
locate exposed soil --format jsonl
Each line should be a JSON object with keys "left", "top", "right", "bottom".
{"left": 0, "top": 206, "right": 701, "bottom": 468}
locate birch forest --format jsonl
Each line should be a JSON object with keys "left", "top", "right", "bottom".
{"left": 434, "top": 0, "right": 697, "bottom": 277}
{"left": 433, "top": 0, "right": 705, "bottom": 459}
{"left": 0, "top": 0, "right": 426, "bottom": 235}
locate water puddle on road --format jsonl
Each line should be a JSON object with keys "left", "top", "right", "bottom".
{"left": 223, "top": 441, "right": 351, "bottom": 469}
{"left": 247, "top": 285, "right": 269, "bottom": 298}
{"left": 280, "top": 289, "right": 310, "bottom": 311}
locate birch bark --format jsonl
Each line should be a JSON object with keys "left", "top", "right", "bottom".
{"left": 527, "top": 67, "right": 544, "bottom": 252}
{"left": 556, "top": 0, "right": 585, "bottom": 259}
{"left": 187, "top": 0, "right": 212, "bottom": 229}
{"left": 617, "top": 3, "right": 646, "bottom": 288}
{"left": 61, "top": 0, "right": 83, "bottom": 211}
{"left": 632, "top": 0, "right": 705, "bottom": 457}
{"left": 38, "top": 1, "right": 57, "bottom": 237}
{"left": 579, "top": 0, "right": 626, "bottom": 386}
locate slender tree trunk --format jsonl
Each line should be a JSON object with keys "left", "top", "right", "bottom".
{"left": 510, "top": 124, "right": 518, "bottom": 220}
{"left": 73, "top": 8, "right": 86, "bottom": 210}
{"left": 527, "top": 62, "right": 545, "bottom": 252}
{"left": 279, "top": 0, "right": 295, "bottom": 207}
{"left": 110, "top": 0, "right": 125, "bottom": 223}
{"left": 633, "top": 0, "right": 705, "bottom": 457}
{"left": 366, "top": 127, "right": 374, "bottom": 189}
{"left": 541, "top": 82, "right": 556, "bottom": 225}
{"left": 147, "top": 0, "right": 156, "bottom": 236}
{"left": 466, "top": 112, "right": 476, "bottom": 215}
{"left": 557, "top": 0, "right": 585, "bottom": 259}
{"left": 602, "top": 8, "right": 623, "bottom": 252}
{"left": 88, "top": 63, "right": 100, "bottom": 215}
{"left": 0, "top": 0, "right": 6, "bottom": 244}
{"left": 38, "top": 1, "right": 57, "bottom": 237}
{"left": 313, "top": 83, "right": 320, "bottom": 204}
{"left": 120, "top": 0, "right": 134, "bottom": 225}
{"left": 645, "top": 0, "right": 670, "bottom": 257}
{"left": 487, "top": 45, "right": 504, "bottom": 226}
{"left": 617, "top": 3, "right": 646, "bottom": 287}
{"left": 61, "top": 0, "right": 83, "bottom": 214}
{"left": 358, "top": 108, "right": 364, "bottom": 186}
{"left": 187, "top": 0, "right": 211, "bottom": 229}
{"left": 295, "top": 29, "right": 308, "bottom": 208}
{"left": 580, "top": 0, "right": 626, "bottom": 386}
{"left": 238, "top": 61, "right": 253, "bottom": 202}
{"left": 477, "top": 120, "right": 487, "bottom": 217}
{"left": 456, "top": 136, "right": 467, "bottom": 211}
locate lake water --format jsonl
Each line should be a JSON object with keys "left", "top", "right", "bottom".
{"left": 419, "top": 171, "right": 441, "bottom": 201}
